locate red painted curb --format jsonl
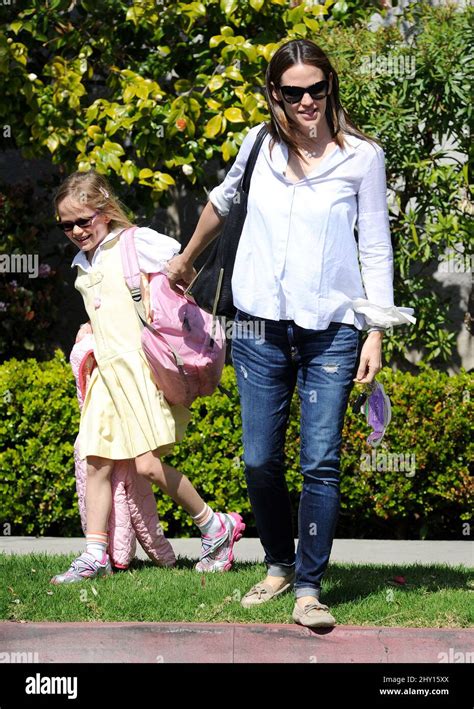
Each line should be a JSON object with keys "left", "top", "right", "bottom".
{"left": 1, "top": 622, "right": 472, "bottom": 663}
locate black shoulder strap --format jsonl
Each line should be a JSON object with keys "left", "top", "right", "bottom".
{"left": 241, "top": 124, "right": 268, "bottom": 194}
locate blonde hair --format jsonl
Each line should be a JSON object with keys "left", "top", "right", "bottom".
{"left": 54, "top": 170, "right": 133, "bottom": 231}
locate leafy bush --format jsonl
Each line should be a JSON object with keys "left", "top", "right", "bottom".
{"left": 0, "top": 354, "right": 471, "bottom": 539}
{"left": 0, "top": 1, "right": 471, "bottom": 363}
{"left": 0, "top": 350, "right": 79, "bottom": 535}
{"left": 0, "top": 180, "right": 67, "bottom": 361}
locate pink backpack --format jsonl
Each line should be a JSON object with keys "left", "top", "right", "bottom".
{"left": 120, "top": 226, "right": 226, "bottom": 408}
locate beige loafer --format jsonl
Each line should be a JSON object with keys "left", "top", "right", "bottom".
{"left": 292, "top": 599, "right": 336, "bottom": 628}
{"left": 241, "top": 573, "right": 295, "bottom": 608}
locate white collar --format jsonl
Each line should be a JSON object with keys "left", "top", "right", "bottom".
{"left": 70, "top": 227, "right": 124, "bottom": 269}
{"left": 265, "top": 131, "right": 362, "bottom": 180}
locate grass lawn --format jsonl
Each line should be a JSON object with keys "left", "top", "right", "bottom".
{"left": 1, "top": 554, "right": 473, "bottom": 626}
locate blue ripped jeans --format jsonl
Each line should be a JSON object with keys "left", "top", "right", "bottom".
{"left": 231, "top": 309, "right": 362, "bottom": 599}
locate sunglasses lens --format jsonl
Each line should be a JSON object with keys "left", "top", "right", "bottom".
{"left": 281, "top": 88, "right": 303, "bottom": 104}
{"left": 58, "top": 216, "right": 95, "bottom": 232}
{"left": 280, "top": 81, "right": 329, "bottom": 103}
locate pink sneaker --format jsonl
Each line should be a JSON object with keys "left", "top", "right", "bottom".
{"left": 195, "top": 512, "right": 246, "bottom": 572}
{"left": 50, "top": 551, "right": 113, "bottom": 584}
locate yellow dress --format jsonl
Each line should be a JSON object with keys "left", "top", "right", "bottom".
{"left": 75, "top": 231, "right": 191, "bottom": 460}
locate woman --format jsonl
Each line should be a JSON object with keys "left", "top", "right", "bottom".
{"left": 168, "top": 39, "right": 410, "bottom": 627}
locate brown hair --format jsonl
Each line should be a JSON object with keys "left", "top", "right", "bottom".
{"left": 54, "top": 170, "right": 133, "bottom": 231}
{"left": 264, "top": 39, "right": 379, "bottom": 159}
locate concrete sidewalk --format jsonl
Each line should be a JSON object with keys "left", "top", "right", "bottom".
{"left": 1, "top": 537, "right": 473, "bottom": 567}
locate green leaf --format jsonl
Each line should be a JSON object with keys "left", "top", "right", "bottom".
{"left": 123, "top": 85, "right": 136, "bottom": 103}
{"left": 204, "top": 114, "right": 223, "bottom": 138}
{"left": 103, "top": 140, "right": 125, "bottom": 156}
{"left": 135, "top": 82, "right": 150, "bottom": 100}
{"left": 333, "top": 0, "right": 348, "bottom": 14}
{"left": 222, "top": 138, "right": 237, "bottom": 161}
{"left": 223, "top": 65, "right": 243, "bottom": 81}
{"left": 9, "top": 21, "right": 23, "bottom": 35}
{"left": 158, "top": 173, "right": 176, "bottom": 186}
{"left": 86, "top": 125, "right": 101, "bottom": 139}
{"left": 292, "top": 23, "right": 307, "bottom": 36}
{"left": 45, "top": 134, "right": 59, "bottom": 153}
{"left": 220, "top": 0, "right": 238, "bottom": 16}
{"left": 139, "top": 168, "right": 154, "bottom": 179}
{"left": 208, "top": 75, "right": 225, "bottom": 92}
{"left": 224, "top": 107, "right": 244, "bottom": 123}
{"left": 287, "top": 4, "right": 305, "bottom": 22}
{"left": 106, "top": 153, "right": 121, "bottom": 172}
{"left": 206, "top": 98, "right": 221, "bottom": 111}
{"left": 304, "top": 17, "right": 320, "bottom": 31}
{"left": 174, "top": 79, "right": 191, "bottom": 93}
{"left": 262, "top": 43, "right": 279, "bottom": 62}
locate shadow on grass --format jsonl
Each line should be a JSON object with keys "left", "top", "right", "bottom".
{"left": 122, "top": 558, "right": 470, "bottom": 604}
{"left": 122, "top": 557, "right": 261, "bottom": 573}
{"left": 322, "top": 564, "right": 471, "bottom": 605}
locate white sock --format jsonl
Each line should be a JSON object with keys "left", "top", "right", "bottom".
{"left": 86, "top": 533, "right": 108, "bottom": 561}
{"left": 192, "top": 504, "right": 223, "bottom": 536}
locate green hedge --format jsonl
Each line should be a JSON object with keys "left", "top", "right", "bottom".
{"left": 0, "top": 352, "right": 472, "bottom": 539}
{"left": 0, "top": 351, "right": 79, "bottom": 535}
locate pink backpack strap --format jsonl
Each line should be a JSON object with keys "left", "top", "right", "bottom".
{"left": 119, "top": 225, "right": 185, "bottom": 367}
{"left": 119, "top": 226, "right": 140, "bottom": 294}
{"left": 119, "top": 225, "right": 150, "bottom": 325}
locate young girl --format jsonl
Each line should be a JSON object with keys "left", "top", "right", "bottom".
{"left": 50, "top": 171, "right": 245, "bottom": 584}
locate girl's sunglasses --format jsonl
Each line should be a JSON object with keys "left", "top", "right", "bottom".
{"left": 57, "top": 213, "right": 99, "bottom": 233}
{"left": 278, "top": 79, "right": 329, "bottom": 104}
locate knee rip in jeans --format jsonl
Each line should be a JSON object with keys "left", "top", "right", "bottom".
{"left": 303, "top": 474, "right": 340, "bottom": 488}
{"left": 321, "top": 363, "right": 339, "bottom": 374}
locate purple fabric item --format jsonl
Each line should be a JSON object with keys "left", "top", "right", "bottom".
{"left": 363, "top": 380, "right": 392, "bottom": 447}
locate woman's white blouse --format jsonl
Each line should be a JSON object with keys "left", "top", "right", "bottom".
{"left": 71, "top": 227, "right": 180, "bottom": 274}
{"left": 209, "top": 122, "right": 415, "bottom": 331}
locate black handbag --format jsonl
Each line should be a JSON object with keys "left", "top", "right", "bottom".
{"left": 184, "top": 124, "right": 268, "bottom": 319}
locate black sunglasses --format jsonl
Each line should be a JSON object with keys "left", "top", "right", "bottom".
{"left": 278, "top": 80, "right": 330, "bottom": 104}
{"left": 57, "top": 212, "right": 99, "bottom": 233}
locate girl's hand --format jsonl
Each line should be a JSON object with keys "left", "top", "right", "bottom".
{"left": 353, "top": 331, "right": 384, "bottom": 385}
{"left": 166, "top": 254, "right": 197, "bottom": 293}
{"left": 75, "top": 322, "right": 92, "bottom": 343}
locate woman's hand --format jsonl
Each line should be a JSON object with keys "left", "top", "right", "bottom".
{"left": 75, "top": 322, "right": 92, "bottom": 343}
{"left": 166, "top": 254, "right": 197, "bottom": 293}
{"left": 353, "top": 331, "right": 384, "bottom": 384}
